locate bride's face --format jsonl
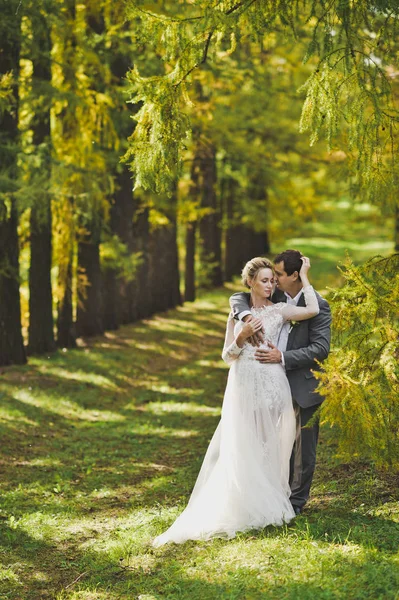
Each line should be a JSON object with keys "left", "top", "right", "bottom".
{"left": 250, "top": 268, "right": 275, "bottom": 299}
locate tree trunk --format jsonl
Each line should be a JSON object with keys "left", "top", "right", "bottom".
{"left": 103, "top": 96, "right": 134, "bottom": 329}
{"left": 395, "top": 203, "right": 399, "bottom": 252}
{"left": 224, "top": 178, "right": 240, "bottom": 281}
{"left": 0, "top": 205, "right": 26, "bottom": 366}
{"left": 28, "top": 14, "right": 55, "bottom": 354}
{"left": 102, "top": 180, "right": 120, "bottom": 332}
{"left": 184, "top": 222, "right": 196, "bottom": 301}
{"left": 74, "top": 6, "right": 106, "bottom": 338}
{"left": 184, "top": 151, "right": 201, "bottom": 301}
{"left": 148, "top": 226, "right": 181, "bottom": 313}
{"left": 103, "top": 24, "right": 140, "bottom": 327}
{"left": 57, "top": 233, "right": 76, "bottom": 348}
{"left": 133, "top": 205, "right": 152, "bottom": 320}
{"left": 199, "top": 143, "right": 223, "bottom": 287}
{"left": 165, "top": 203, "right": 182, "bottom": 310}
{"left": 226, "top": 224, "right": 270, "bottom": 279}
{"left": 148, "top": 192, "right": 181, "bottom": 313}
{"left": 248, "top": 176, "right": 270, "bottom": 256}
{"left": 114, "top": 170, "right": 135, "bottom": 325}
{"left": 56, "top": 0, "right": 77, "bottom": 348}
{"left": 102, "top": 269, "right": 119, "bottom": 331}
{"left": 29, "top": 205, "right": 55, "bottom": 353}
{"left": 0, "top": 1, "right": 26, "bottom": 366}
{"left": 76, "top": 225, "right": 104, "bottom": 337}
{"left": 249, "top": 230, "right": 270, "bottom": 257}
{"left": 224, "top": 176, "right": 270, "bottom": 280}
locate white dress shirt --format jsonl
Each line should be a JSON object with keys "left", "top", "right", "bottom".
{"left": 277, "top": 290, "right": 304, "bottom": 362}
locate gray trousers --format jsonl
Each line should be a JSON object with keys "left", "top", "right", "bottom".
{"left": 289, "top": 401, "right": 320, "bottom": 510}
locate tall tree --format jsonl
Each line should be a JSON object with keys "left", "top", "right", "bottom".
{"left": 147, "top": 191, "right": 181, "bottom": 313}
{"left": 28, "top": 9, "right": 56, "bottom": 354}
{"left": 76, "top": 216, "right": 104, "bottom": 337}
{"left": 222, "top": 165, "right": 270, "bottom": 280}
{"left": 199, "top": 141, "right": 223, "bottom": 288}
{"left": 103, "top": 19, "right": 136, "bottom": 330}
{"left": 131, "top": 202, "right": 151, "bottom": 321}
{"left": 75, "top": 4, "right": 107, "bottom": 338}
{"left": 184, "top": 152, "right": 201, "bottom": 301}
{"left": 56, "top": 0, "right": 77, "bottom": 348}
{"left": 0, "top": 0, "right": 26, "bottom": 366}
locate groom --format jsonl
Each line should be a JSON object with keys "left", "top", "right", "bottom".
{"left": 230, "top": 249, "right": 331, "bottom": 515}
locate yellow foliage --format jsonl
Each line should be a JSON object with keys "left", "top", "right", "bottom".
{"left": 318, "top": 254, "right": 399, "bottom": 469}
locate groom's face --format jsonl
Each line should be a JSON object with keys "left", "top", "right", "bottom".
{"left": 274, "top": 261, "right": 298, "bottom": 293}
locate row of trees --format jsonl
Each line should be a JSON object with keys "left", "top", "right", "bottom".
{"left": 1, "top": 0, "right": 345, "bottom": 367}
{"left": 0, "top": 0, "right": 187, "bottom": 366}
{"left": 1, "top": 1, "right": 398, "bottom": 371}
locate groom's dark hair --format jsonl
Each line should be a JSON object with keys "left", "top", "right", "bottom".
{"left": 274, "top": 249, "right": 304, "bottom": 278}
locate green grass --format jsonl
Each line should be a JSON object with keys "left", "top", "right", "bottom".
{"left": 282, "top": 199, "right": 394, "bottom": 291}
{"left": 0, "top": 205, "right": 398, "bottom": 599}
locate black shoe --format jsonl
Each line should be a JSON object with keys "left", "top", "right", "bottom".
{"left": 292, "top": 505, "right": 302, "bottom": 516}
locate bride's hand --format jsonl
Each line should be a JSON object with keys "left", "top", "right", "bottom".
{"left": 241, "top": 317, "right": 263, "bottom": 338}
{"left": 299, "top": 256, "right": 311, "bottom": 281}
{"left": 236, "top": 317, "right": 264, "bottom": 347}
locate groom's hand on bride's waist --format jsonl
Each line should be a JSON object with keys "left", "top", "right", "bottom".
{"left": 254, "top": 342, "right": 282, "bottom": 364}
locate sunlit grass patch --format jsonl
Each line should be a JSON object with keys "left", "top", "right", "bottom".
{"left": 0, "top": 405, "right": 37, "bottom": 427}
{"left": 56, "top": 592, "right": 117, "bottom": 600}
{"left": 0, "top": 565, "right": 21, "bottom": 584}
{"left": 145, "top": 401, "right": 220, "bottom": 416}
{"left": 129, "top": 423, "right": 199, "bottom": 438}
{"left": 33, "top": 365, "right": 120, "bottom": 391}
{"left": 289, "top": 236, "right": 393, "bottom": 253}
{"left": 12, "top": 388, "right": 126, "bottom": 422}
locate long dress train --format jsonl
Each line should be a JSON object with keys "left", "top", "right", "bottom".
{"left": 153, "top": 286, "right": 319, "bottom": 546}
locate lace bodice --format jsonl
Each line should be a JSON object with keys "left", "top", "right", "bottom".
{"left": 222, "top": 285, "right": 319, "bottom": 366}
{"left": 247, "top": 305, "right": 284, "bottom": 344}
{"left": 222, "top": 305, "right": 284, "bottom": 365}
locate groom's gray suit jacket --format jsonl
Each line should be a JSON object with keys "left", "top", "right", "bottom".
{"left": 229, "top": 289, "right": 331, "bottom": 408}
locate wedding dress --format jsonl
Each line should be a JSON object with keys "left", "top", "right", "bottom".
{"left": 153, "top": 286, "right": 319, "bottom": 546}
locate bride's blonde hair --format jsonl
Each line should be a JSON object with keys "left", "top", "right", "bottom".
{"left": 241, "top": 257, "right": 274, "bottom": 289}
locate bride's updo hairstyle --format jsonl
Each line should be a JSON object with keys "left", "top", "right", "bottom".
{"left": 241, "top": 257, "right": 274, "bottom": 289}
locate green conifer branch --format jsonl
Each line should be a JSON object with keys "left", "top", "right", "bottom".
{"left": 127, "top": 0, "right": 399, "bottom": 197}
{"left": 318, "top": 253, "right": 399, "bottom": 469}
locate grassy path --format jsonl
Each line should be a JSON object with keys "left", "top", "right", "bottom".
{"left": 1, "top": 284, "right": 398, "bottom": 600}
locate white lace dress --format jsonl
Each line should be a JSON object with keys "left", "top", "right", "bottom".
{"left": 153, "top": 286, "right": 319, "bottom": 546}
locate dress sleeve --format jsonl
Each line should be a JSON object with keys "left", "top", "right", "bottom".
{"left": 221, "top": 313, "right": 243, "bottom": 366}
{"left": 280, "top": 285, "right": 320, "bottom": 322}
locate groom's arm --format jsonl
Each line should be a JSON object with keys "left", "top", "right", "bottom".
{"left": 283, "top": 297, "right": 331, "bottom": 371}
{"left": 229, "top": 292, "right": 252, "bottom": 321}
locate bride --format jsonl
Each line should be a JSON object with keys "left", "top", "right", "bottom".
{"left": 153, "top": 256, "right": 319, "bottom": 546}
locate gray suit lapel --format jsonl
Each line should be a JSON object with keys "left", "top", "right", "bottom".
{"left": 272, "top": 289, "right": 286, "bottom": 304}
{"left": 296, "top": 292, "right": 305, "bottom": 308}
{"left": 286, "top": 291, "right": 305, "bottom": 350}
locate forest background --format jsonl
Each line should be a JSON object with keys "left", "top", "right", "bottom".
{"left": 0, "top": 2, "right": 399, "bottom": 596}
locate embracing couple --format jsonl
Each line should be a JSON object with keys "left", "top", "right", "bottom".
{"left": 154, "top": 249, "right": 332, "bottom": 546}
